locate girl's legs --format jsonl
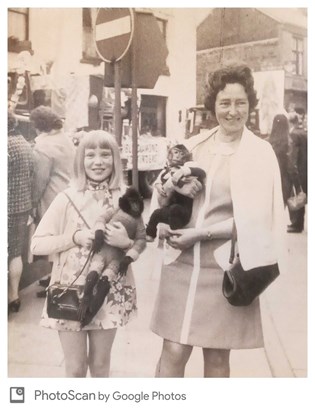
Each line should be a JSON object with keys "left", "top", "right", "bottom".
{"left": 202, "top": 348, "right": 231, "bottom": 377}
{"left": 88, "top": 328, "right": 117, "bottom": 377}
{"left": 156, "top": 339, "right": 193, "bottom": 377}
{"left": 58, "top": 330, "right": 88, "bottom": 377}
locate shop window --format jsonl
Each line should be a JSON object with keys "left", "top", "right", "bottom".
{"left": 140, "top": 95, "right": 167, "bottom": 136}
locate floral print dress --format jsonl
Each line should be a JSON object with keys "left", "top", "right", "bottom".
{"left": 40, "top": 186, "right": 137, "bottom": 331}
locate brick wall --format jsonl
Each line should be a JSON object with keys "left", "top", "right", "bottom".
{"left": 196, "top": 39, "right": 280, "bottom": 105}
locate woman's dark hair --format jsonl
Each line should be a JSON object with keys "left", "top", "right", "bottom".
{"left": 30, "top": 105, "right": 63, "bottom": 132}
{"left": 204, "top": 65, "right": 258, "bottom": 115}
{"left": 269, "top": 114, "right": 289, "bottom": 155}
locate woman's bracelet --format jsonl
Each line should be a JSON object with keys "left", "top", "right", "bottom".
{"left": 72, "top": 229, "right": 81, "bottom": 246}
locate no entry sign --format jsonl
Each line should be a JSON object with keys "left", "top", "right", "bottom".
{"left": 94, "top": 8, "right": 134, "bottom": 63}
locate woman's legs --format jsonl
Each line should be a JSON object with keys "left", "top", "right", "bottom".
{"left": 88, "top": 328, "right": 117, "bottom": 377}
{"left": 202, "top": 348, "right": 231, "bottom": 377}
{"left": 156, "top": 339, "right": 193, "bottom": 377}
{"left": 58, "top": 330, "right": 88, "bottom": 377}
{"left": 8, "top": 256, "right": 23, "bottom": 303}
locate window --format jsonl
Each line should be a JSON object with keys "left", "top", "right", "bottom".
{"left": 8, "top": 8, "right": 29, "bottom": 41}
{"left": 8, "top": 8, "right": 30, "bottom": 52}
{"left": 292, "top": 37, "right": 304, "bottom": 76}
{"left": 82, "top": 8, "right": 102, "bottom": 64}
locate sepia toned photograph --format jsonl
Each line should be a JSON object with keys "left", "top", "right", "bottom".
{"left": 7, "top": 6, "right": 307, "bottom": 380}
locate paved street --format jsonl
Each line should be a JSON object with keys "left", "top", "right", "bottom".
{"left": 8, "top": 203, "right": 307, "bottom": 378}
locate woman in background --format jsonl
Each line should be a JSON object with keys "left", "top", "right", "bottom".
{"left": 268, "top": 114, "right": 292, "bottom": 206}
{"left": 8, "top": 112, "right": 34, "bottom": 313}
{"left": 30, "top": 105, "right": 76, "bottom": 296}
{"left": 30, "top": 105, "right": 76, "bottom": 222}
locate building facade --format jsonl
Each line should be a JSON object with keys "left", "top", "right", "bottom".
{"left": 8, "top": 8, "right": 208, "bottom": 140}
{"left": 196, "top": 8, "right": 307, "bottom": 135}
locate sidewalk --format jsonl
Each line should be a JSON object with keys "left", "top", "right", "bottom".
{"left": 8, "top": 207, "right": 307, "bottom": 378}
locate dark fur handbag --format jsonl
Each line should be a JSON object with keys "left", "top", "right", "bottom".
{"left": 222, "top": 222, "right": 280, "bottom": 306}
{"left": 47, "top": 284, "right": 83, "bottom": 321}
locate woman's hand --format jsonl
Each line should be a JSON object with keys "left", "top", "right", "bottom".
{"left": 104, "top": 222, "right": 131, "bottom": 249}
{"left": 167, "top": 228, "right": 203, "bottom": 250}
{"left": 73, "top": 229, "right": 94, "bottom": 248}
{"left": 174, "top": 176, "right": 202, "bottom": 199}
{"left": 155, "top": 183, "right": 167, "bottom": 197}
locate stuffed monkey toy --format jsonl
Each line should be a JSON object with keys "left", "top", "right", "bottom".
{"left": 78, "top": 187, "right": 146, "bottom": 326}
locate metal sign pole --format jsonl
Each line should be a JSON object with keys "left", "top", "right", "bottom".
{"left": 94, "top": 8, "right": 134, "bottom": 144}
{"left": 114, "top": 60, "right": 122, "bottom": 145}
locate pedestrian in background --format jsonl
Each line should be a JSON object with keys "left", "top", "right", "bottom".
{"left": 150, "top": 65, "right": 285, "bottom": 377}
{"left": 30, "top": 105, "right": 76, "bottom": 296}
{"left": 31, "top": 130, "right": 140, "bottom": 377}
{"left": 268, "top": 114, "right": 292, "bottom": 206}
{"left": 287, "top": 110, "right": 307, "bottom": 233}
{"left": 8, "top": 112, "right": 34, "bottom": 313}
{"left": 30, "top": 105, "right": 76, "bottom": 222}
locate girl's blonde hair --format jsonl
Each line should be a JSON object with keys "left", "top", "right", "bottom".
{"left": 73, "top": 130, "right": 123, "bottom": 191}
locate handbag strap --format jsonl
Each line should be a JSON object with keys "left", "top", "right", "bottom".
{"left": 229, "top": 220, "right": 237, "bottom": 264}
{"left": 55, "top": 192, "right": 95, "bottom": 296}
{"left": 64, "top": 192, "right": 91, "bottom": 229}
{"left": 57, "top": 248, "right": 94, "bottom": 298}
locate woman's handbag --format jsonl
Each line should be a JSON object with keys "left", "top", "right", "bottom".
{"left": 287, "top": 185, "right": 307, "bottom": 211}
{"left": 222, "top": 222, "right": 280, "bottom": 306}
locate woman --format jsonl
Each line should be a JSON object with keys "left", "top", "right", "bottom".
{"left": 8, "top": 112, "right": 34, "bottom": 313}
{"left": 150, "top": 65, "right": 285, "bottom": 377}
{"left": 31, "top": 130, "right": 143, "bottom": 377}
{"left": 30, "top": 105, "right": 76, "bottom": 222}
{"left": 30, "top": 105, "right": 76, "bottom": 296}
{"left": 268, "top": 114, "right": 292, "bottom": 206}
{"left": 286, "top": 111, "right": 307, "bottom": 233}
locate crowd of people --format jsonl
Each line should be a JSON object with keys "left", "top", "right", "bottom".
{"left": 8, "top": 64, "right": 307, "bottom": 378}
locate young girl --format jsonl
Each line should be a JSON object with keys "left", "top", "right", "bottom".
{"left": 31, "top": 130, "right": 140, "bottom": 377}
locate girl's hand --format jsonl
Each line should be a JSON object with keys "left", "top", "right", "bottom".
{"left": 74, "top": 229, "right": 94, "bottom": 248}
{"left": 167, "top": 228, "right": 202, "bottom": 250}
{"left": 174, "top": 176, "right": 202, "bottom": 199}
{"left": 104, "top": 222, "right": 131, "bottom": 249}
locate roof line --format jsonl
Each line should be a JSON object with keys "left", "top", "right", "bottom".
{"left": 256, "top": 8, "right": 307, "bottom": 29}
{"left": 197, "top": 37, "right": 279, "bottom": 54}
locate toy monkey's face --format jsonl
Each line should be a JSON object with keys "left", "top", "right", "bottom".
{"left": 168, "top": 148, "right": 188, "bottom": 166}
{"left": 119, "top": 188, "right": 144, "bottom": 218}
